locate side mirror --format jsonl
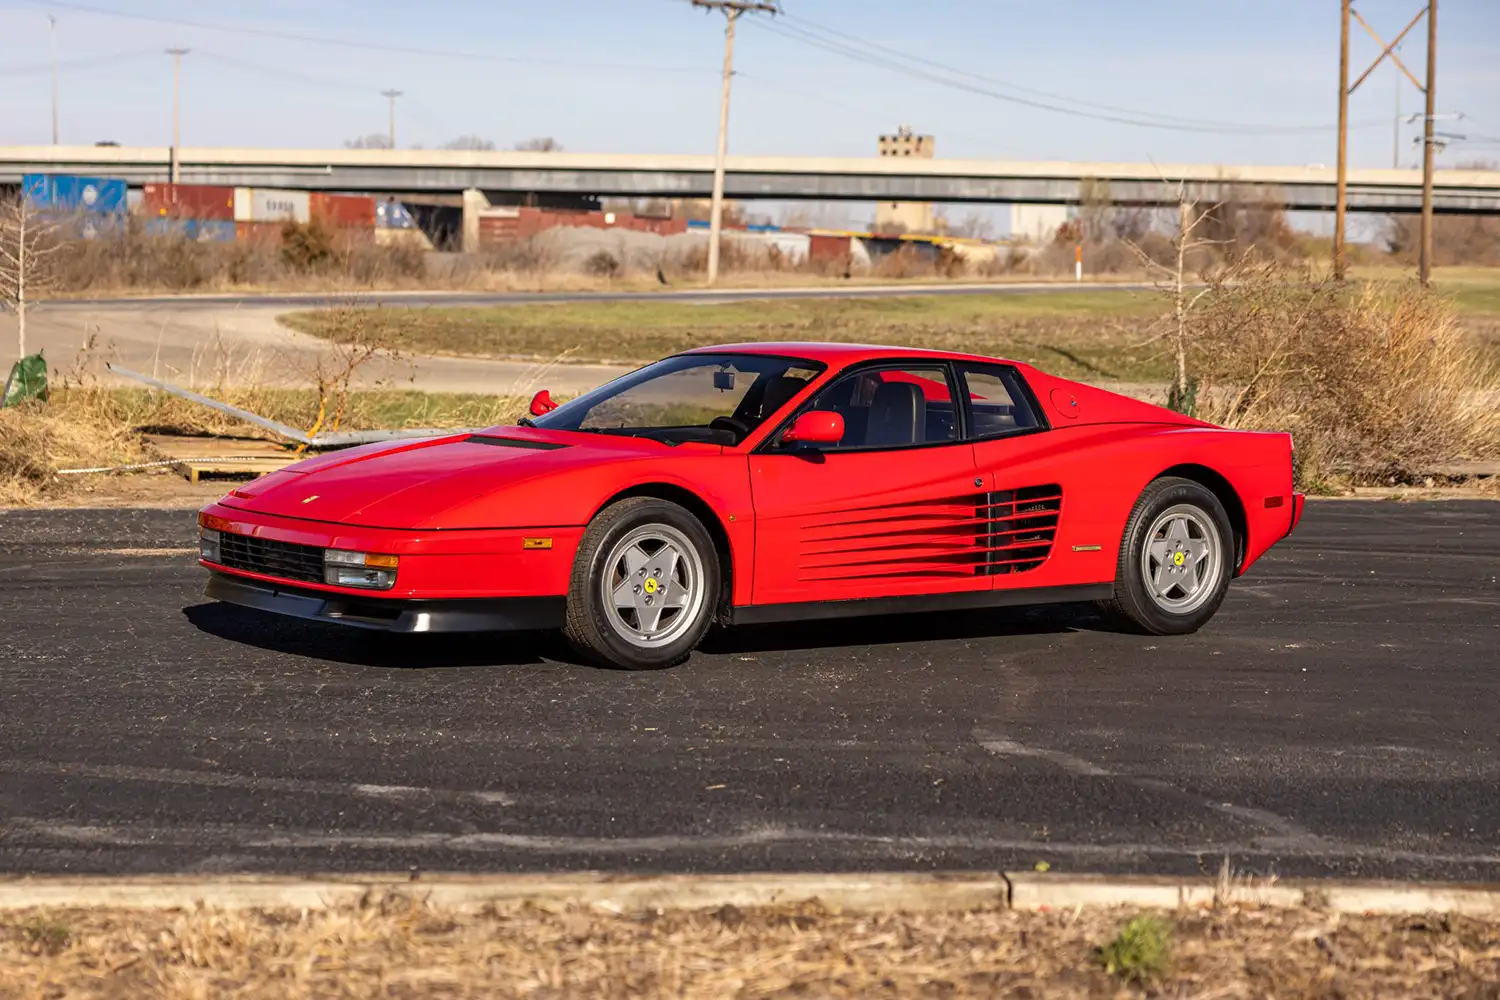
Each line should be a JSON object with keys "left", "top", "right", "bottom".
{"left": 529, "top": 389, "right": 559, "bottom": 416}
{"left": 782, "top": 410, "right": 844, "bottom": 447}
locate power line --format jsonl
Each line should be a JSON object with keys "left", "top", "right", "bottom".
{"left": 781, "top": 13, "right": 1338, "bottom": 133}
{"left": 752, "top": 16, "right": 1389, "bottom": 136}
{"left": 22, "top": 0, "right": 719, "bottom": 75}
{"left": 0, "top": 46, "right": 157, "bottom": 76}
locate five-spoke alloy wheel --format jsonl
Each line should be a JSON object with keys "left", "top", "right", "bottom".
{"left": 564, "top": 497, "right": 721, "bottom": 669}
{"left": 1101, "top": 477, "right": 1234, "bottom": 635}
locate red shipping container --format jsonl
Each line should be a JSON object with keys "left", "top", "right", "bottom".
{"left": 235, "top": 221, "right": 284, "bottom": 245}
{"left": 809, "top": 233, "right": 852, "bottom": 264}
{"left": 141, "top": 183, "right": 235, "bottom": 221}
{"left": 310, "top": 192, "right": 377, "bottom": 229}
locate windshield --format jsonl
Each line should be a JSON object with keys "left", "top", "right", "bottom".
{"left": 530, "top": 353, "right": 825, "bottom": 446}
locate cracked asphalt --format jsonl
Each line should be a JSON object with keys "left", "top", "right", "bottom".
{"left": 1, "top": 500, "right": 1496, "bottom": 879}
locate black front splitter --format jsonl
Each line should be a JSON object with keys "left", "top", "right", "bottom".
{"left": 205, "top": 573, "right": 567, "bottom": 634}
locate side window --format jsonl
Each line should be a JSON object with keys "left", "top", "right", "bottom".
{"left": 794, "top": 366, "right": 959, "bottom": 451}
{"left": 958, "top": 366, "right": 1042, "bottom": 439}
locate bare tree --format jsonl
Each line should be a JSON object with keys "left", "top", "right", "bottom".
{"left": 442, "top": 135, "right": 496, "bottom": 151}
{"left": 1126, "top": 180, "right": 1245, "bottom": 414}
{"left": 0, "top": 195, "right": 61, "bottom": 361}
{"left": 514, "top": 137, "right": 563, "bottom": 152}
{"left": 344, "top": 134, "right": 393, "bottom": 150}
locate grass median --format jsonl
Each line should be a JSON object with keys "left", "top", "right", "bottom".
{"left": 280, "top": 291, "right": 1174, "bottom": 383}
{"left": 5, "top": 897, "right": 1498, "bottom": 998}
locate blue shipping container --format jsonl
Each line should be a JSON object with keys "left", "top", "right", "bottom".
{"left": 144, "top": 218, "right": 236, "bottom": 242}
{"left": 23, "top": 174, "right": 128, "bottom": 215}
{"left": 375, "top": 198, "right": 415, "bottom": 229}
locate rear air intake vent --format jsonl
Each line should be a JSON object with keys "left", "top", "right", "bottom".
{"left": 466, "top": 435, "right": 568, "bottom": 450}
{"left": 978, "top": 484, "right": 1062, "bottom": 575}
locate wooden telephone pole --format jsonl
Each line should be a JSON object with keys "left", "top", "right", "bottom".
{"left": 690, "top": 0, "right": 778, "bottom": 286}
{"left": 1335, "top": 1, "right": 1436, "bottom": 283}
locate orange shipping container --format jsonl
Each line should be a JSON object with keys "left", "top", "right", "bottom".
{"left": 142, "top": 183, "right": 235, "bottom": 221}
{"left": 310, "top": 192, "right": 377, "bottom": 228}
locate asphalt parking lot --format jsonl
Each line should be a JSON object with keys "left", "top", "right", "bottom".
{"left": 1, "top": 500, "right": 1496, "bottom": 880}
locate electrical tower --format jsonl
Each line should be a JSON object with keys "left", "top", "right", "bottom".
{"left": 1336, "top": 0, "right": 1437, "bottom": 284}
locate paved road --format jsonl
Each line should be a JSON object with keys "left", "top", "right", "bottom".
{"left": 1, "top": 501, "right": 1496, "bottom": 879}
{"left": 9, "top": 300, "right": 636, "bottom": 398}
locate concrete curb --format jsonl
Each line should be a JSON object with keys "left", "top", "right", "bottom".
{"left": 2, "top": 872, "right": 1499, "bottom": 916}
{"left": 1007, "top": 873, "right": 1500, "bottom": 916}
{"left": 0, "top": 873, "right": 1007, "bottom": 914}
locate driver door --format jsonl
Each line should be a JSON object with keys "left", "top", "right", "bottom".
{"left": 747, "top": 363, "right": 986, "bottom": 607}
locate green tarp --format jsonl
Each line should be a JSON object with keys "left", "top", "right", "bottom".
{"left": 2, "top": 353, "right": 47, "bottom": 408}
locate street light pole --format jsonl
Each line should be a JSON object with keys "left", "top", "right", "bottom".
{"left": 49, "top": 16, "right": 59, "bottom": 145}
{"left": 166, "top": 47, "right": 189, "bottom": 183}
{"left": 381, "top": 89, "right": 402, "bottom": 149}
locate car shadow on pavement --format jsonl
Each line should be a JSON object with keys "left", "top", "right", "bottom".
{"left": 182, "top": 603, "right": 561, "bottom": 669}
{"left": 699, "top": 602, "right": 1103, "bottom": 656}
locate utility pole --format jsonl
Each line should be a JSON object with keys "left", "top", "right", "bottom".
{"left": 381, "top": 89, "right": 402, "bottom": 149}
{"left": 1419, "top": 0, "right": 1437, "bottom": 285}
{"left": 1335, "top": 0, "right": 1350, "bottom": 279}
{"left": 1335, "top": 3, "right": 1430, "bottom": 280}
{"left": 1393, "top": 42, "right": 1401, "bottom": 168}
{"left": 689, "top": 0, "right": 778, "bottom": 286}
{"left": 49, "top": 16, "right": 58, "bottom": 145}
{"left": 166, "top": 47, "right": 189, "bottom": 183}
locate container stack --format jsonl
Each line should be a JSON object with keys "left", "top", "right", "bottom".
{"left": 141, "top": 183, "right": 237, "bottom": 241}
{"left": 22, "top": 174, "right": 128, "bottom": 238}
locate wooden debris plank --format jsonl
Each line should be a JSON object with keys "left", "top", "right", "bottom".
{"left": 141, "top": 434, "right": 301, "bottom": 483}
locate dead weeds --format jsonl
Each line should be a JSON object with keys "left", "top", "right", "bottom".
{"left": 1, "top": 898, "right": 1497, "bottom": 998}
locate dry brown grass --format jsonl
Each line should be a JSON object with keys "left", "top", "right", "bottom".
{"left": 1183, "top": 266, "right": 1500, "bottom": 488}
{"left": 2, "top": 897, "right": 1497, "bottom": 998}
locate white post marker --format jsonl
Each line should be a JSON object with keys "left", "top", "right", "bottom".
{"left": 1074, "top": 243, "right": 1083, "bottom": 282}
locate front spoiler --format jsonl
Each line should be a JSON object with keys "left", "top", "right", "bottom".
{"left": 205, "top": 573, "right": 566, "bottom": 634}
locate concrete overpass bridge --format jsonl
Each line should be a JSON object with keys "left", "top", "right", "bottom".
{"left": 3, "top": 146, "right": 1499, "bottom": 215}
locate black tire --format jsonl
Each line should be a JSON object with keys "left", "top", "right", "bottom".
{"left": 562, "top": 497, "right": 720, "bottom": 670}
{"left": 1098, "top": 477, "right": 1234, "bottom": 636}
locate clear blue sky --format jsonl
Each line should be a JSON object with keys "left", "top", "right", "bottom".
{"left": 0, "top": 0, "right": 1495, "bottom": 168}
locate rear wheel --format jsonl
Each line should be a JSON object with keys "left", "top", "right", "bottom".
{"left": 563, "top": 497, "right": 720, "bottom": 669}
{"left": 1099, "top": 477, "right": 1233, "bottom": 635}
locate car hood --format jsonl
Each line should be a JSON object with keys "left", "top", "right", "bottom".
{"left": 217, "top": 428, "right": 693, "bottom": 529}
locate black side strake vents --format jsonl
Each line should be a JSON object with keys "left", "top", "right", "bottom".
{"left": 978, "top": 484, "right": 1063, "bottom": 575}
{"left": 467, "top": 435, "right": 569, "bottom": 451}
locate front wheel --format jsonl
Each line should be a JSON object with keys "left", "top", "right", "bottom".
{"left": 563, "top": 497, "right": 720, "bottom": 669}
{"left": 1099, "top": 477, "right": 1234, "bottom": 635}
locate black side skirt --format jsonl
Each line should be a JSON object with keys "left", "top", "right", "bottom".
{"left": 206, "top": 573, "right": 566, "bottom": 634}
{"left": 728, "top": 583, "right": 1114, "bottom": 627}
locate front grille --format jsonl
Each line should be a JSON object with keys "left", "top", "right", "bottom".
{"left": 217, "top": 534, "right": 325, "bottom": 584}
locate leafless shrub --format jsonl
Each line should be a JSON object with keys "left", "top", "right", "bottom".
{"left": 583, "top": 250, "right": 621, "bottom": 279}
{"left": 278, "top": 305, "right": 401, "bottom": 441}
{"left": 1189, "top": 265, "right": 1498, "bottom": 486}
{"left": 0, "top": 194, "right": 64, "bottom": 358}
{"left": 1385, "top": 213, "right": 1500, "bottom": 266}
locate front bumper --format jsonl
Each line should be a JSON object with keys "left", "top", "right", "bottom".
{"left": 206, "top": 572, "right": 566, "bottom": 634}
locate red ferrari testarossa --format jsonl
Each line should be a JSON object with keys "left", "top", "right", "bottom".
{"left": 198, "top": 343, "right": 1304, "bottom": 669}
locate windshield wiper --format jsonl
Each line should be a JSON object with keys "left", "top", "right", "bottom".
{"left": 517, "top": 417, "right": 536, "bottom": 428}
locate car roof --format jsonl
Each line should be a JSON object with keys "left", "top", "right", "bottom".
{"left": 682, "top": 342, "right": 1021, "bottom": 368}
